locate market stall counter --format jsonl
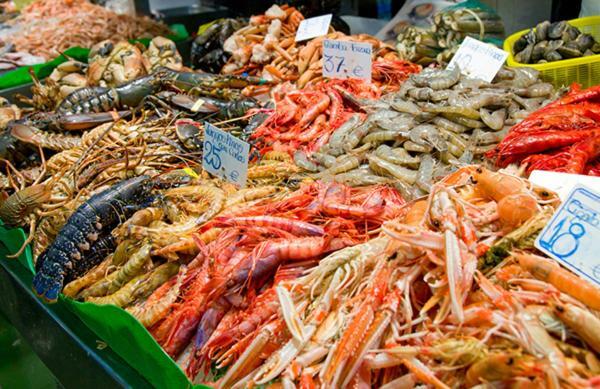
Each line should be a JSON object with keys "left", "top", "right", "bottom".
{"left": 0, "top": 244, "right": 152, "bottom": 388}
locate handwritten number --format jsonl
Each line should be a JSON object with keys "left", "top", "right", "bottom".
{"left": 203, "top": 141, "right": 222, "bottom": 170}
{"left": 324, "top": 54, "right": 347, "bottom": 74}
{"left": 323, "top": 54, "right": 334, "bottom": 73}
{"left": 335, "top": 56, "right": 345, "bottom": 72}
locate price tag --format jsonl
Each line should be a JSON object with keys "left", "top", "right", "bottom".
{"left": 322, "top": 39, "right": 372, "bottom": 81}
{"left": 447, "top": 36, "right": 508, "bottom": 82}
{"left": 295, "top": 14, "right": 332, "bottom": 42}
{"left": 202, "top": 122, "right": 249, "bottom": 187}
{"left": 535, "top": 184, "right": 600, "bottom": 286}
{"left": 529, "top": 170, "right": 600, "bottom": 201}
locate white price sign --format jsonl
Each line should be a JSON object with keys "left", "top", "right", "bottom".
{"left": 529, "top": 170, "right": 600, "bottom": 201}
{"left": 322, "top": 39, "right": 372, "bottom": 81}
{"left": 295, "top": 14, "right": 332, "bottom": 42}
{"left": 202, "top": 122, "right": 249, "bottom": 187}
{"left": 447, "top": 36, "right": 508, "bottom": 82}
{"left": 535, "top": 184, "right": 600, "bottom": 286}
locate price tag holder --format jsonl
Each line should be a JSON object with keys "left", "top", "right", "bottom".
{"left": 322, "top": 39, "right": 372, "bottom": 81}
{"left": 202, "top": 122, "right": 249, "bottom": 187}
{"left": 295, "top": 14, "right": 332, "bottom": 42}
{"left": 535, "top": 184, "right": 600, "bottom": 286}
{"left": 447, "top": 36, "right": 508, "bottom": 82}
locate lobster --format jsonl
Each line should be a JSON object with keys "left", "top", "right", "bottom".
{"left": 57, "top": 73, "right": 163, "bottom": 115}
{"left": 33, "top": 175, "right": 154, "bottom": 301}
{"left": 57, "top": 67, "right": 270, "bottom": 115}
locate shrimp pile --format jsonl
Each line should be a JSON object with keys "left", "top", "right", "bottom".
{"left": 6, "top": 0, "right": 171, "bottom": 59}
{"left": 489, "top": 83, "right": 600, "bottom": 175}
{"left": 247, "top": 61, "right": 421, "bottom": 164}
{"left": 205, "top": 166, "right": 600, "bottom": 388}
{"left": 113, "top": 180, "right": 405, "bottom": 379}
{"left": 297, "top": 66, "right": 556, "bottom": 199}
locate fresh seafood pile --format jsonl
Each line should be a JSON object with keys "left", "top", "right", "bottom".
{"left": 5, "top": 0, "right": 171, "bottom": 60}
{"left": 153, "top": 181, "right": 404, "bottom": 378}
{"left": 397, "top": 7, "right": 504, "bottom": 65}
{"left": 0, "top": 43, "right": 45, "bottom": 71}
{"left": 87, "top": 37, "right": 183, "bottom": 88}
{"left": 221, "top": 4, "right": 305, "bottom": 77}
{"left": 194, "top": 167, "right": 600, "bottom": 387}
{"left": 296, "top": 66, "right": 555, "bottom": 199}
{"left": 250, "top": 63, "right": 421, "bottom": 157}
{"left": 512, "top": 20, "right": 600, "bottom": 64}
{"left": 55, "top": 177, "right": 405, "bottom": 378}
{"left": 221, "top": 5, "right": 399, "bottom": 91}
{"left": 28, "top": 37, "right": 183, "bottom": 109}
{"left": 191, "top": 18, "right": 245, "bottom": 73}
{"left": 3, "top": 6, "right": 600, "bottom": 387}
{"left": 197, "top": 168, "right": 600, "bottom": 388}
{"left": 489, "top": 83, "right": 600, "bottom": 175}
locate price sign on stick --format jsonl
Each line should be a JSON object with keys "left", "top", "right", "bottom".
{"left": 535, "top": 184, "right": 600, "bottom": 286}
{"left": 295, "top": 14, "right": 332, "bottom": 42}
{"left": 322, "top": 39, "right": 372, "bottom": 81}
{"left": 447, "top": 36, "right": 508, "bottom": 82}
{"left": 202, "top": 122, "right": 249, "bottom": 187}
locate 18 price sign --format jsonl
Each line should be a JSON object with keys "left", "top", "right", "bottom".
{"left": 322, "top": 39, "right": 372, "bottom": 81}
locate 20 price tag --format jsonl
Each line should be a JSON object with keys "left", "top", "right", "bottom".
{"left": 535, "top": 184, "right": 600, "bottom": 286}
{"left": 447, "top": 36, "right": 508, "bottom": 82}
{"left": 295, "top": 14, "right": 332, "bottom": 42}
{"left": 322, "top": 39, "right": 372, "bottom": 81}
{"left": 202, "top": 122, "right": 250, "bottom": 187}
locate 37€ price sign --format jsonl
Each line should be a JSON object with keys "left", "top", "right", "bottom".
{"left": 322, "top": 39, "right": 372, "bottom": 81}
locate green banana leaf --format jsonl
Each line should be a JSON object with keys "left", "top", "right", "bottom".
{"left": 0, "top": 24, "right": 189, "bottom": 90}
{"left": 0, "top": 221, "right": 207, "bottom": 389}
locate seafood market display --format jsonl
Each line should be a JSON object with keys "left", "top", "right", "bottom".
{"left": 489, "top": 83, "right": 600, "bottom": 175}
{"left": 202, "top": 167, "right": 600, "bottom": 387}
{"left": 219, "top": 5, "right": 399, "bottom": 90}
{"left": 4, "top": 0, "right": 171, "bottom": 60}
{"left": 3, "top": 4, "right": 600, "bottom": 388}
{"left": 512, "top": 20, "right": 600, "bottom": 64}
{"left": 282, "top": 66, "right": 554, "bottom": 199}
{"left": 27, "top": 37, "right": 184, "bottom": 109}
{"left": 250, "top": 63, "right": 421, "bottom": 157}
{"left": 191, "top": 18, "right": 245, "bottom": 73}
{"left": 396, "top": 6, "right": 504, "bottom": 65}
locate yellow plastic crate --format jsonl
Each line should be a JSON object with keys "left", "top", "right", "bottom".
{"left": 504, "top": 16, "right": 600, "bottom": 88}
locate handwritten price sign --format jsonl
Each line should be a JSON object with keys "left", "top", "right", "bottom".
{"left": 202, "top": 122, "right": 249, "bottom": 187}
{"left": 322, "top": 39, "right": 372, "bottom": 81}
{"left": 447, "top": 36, "right": 508, "bottom": 82}
{"left": 295, "top": 14, "right": 332, "bottom": 42}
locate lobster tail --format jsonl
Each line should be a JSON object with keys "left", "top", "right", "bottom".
{"left": 30, "top": 176, "right": 152, "bottom": 302}
{"left": 33, "top": 259, "right": 65, "bottom": 302}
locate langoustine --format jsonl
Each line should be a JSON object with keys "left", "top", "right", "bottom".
{"left": 204, "top": 166, "right": 600, "bottom": 388}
